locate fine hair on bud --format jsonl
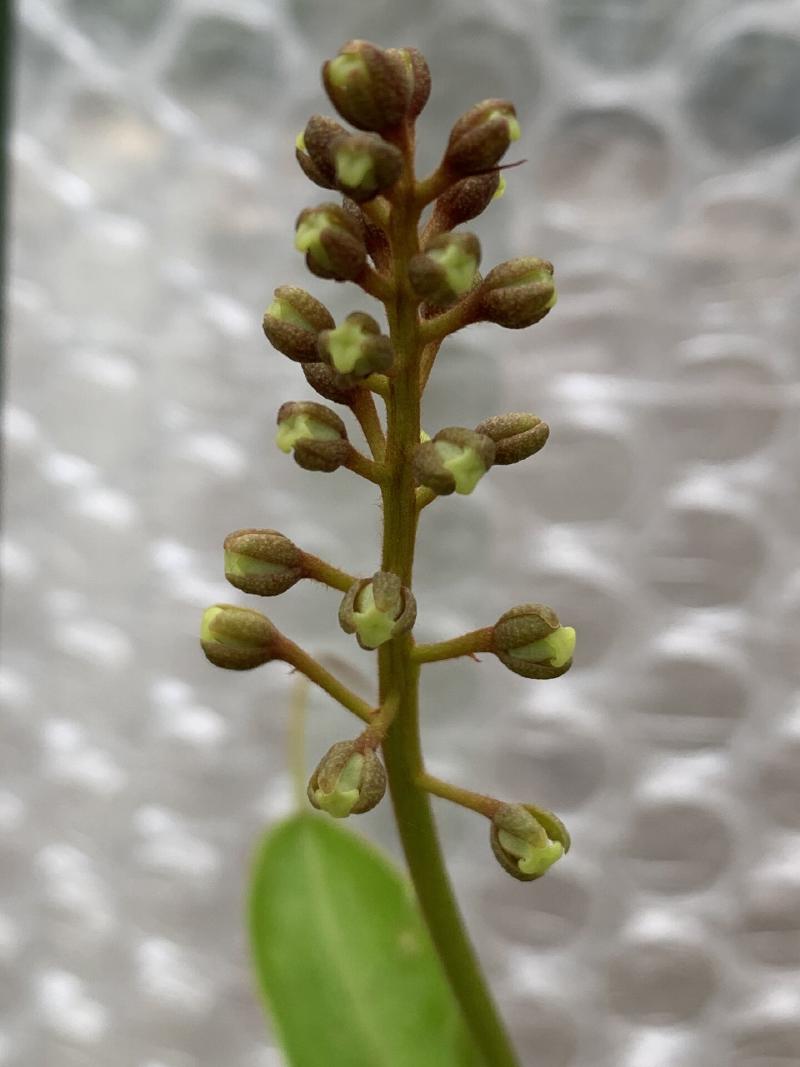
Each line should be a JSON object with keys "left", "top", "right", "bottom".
{"left": 492, "top": 603, "right": 575, "bottom": 679}
{"left": 275, "top": 400, "right": 350, "bottom": 472}
{"left": 443, "top": 99, "right": 520, "bottom": 177}
{"left": 414, "top": 427, "right": 495, "bottom": 496}
{"left": 295, "top": 114, "right": 348, "bottom": 190}
{"left": 223, "top": 529, "right": 304, "bottom": 597}
{"left": 478, "top": 257, "right": 557, "bottom": 329}
{"left": 323, "top": 39, "right": 410, "bottom": 132}
{"left": 308, "top": 740, "right": 387, "bottom": 817}
{"left": 339, "top": 571, "right": 417, "bottom": 649}
{"left": 263, "top": 285, "right": 335, "bottom": 363}
{"left": 294, "top": 202, "right": 367, "bottom": 282}
{"left": 200, "top": 604, "right": 280, "bottom": 671}
{"left": 429, "top": 172, "right": 500, "bottom": 234}
{"left": 490, "top": 802, "right": 570, "bottom": 882}
{"left": 474, "top": 412, "right": 550, "bottom": 465}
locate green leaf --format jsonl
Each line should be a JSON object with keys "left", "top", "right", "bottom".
{"left": 249, "top": 813, "right": 482, "bottom": 1067}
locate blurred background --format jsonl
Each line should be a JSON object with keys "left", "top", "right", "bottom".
{"left": 3, "top": 1, "right": 800, "bottom": 1065}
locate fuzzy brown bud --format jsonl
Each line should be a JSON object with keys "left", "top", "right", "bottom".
{"left": 330, "top": 132, "right": 403, "bottom": 202}
{"left": 490, "top": 803, "right": 570, "bottom": 881}
{"left": 322, "top": 39, "right": 410, "bottom": 132}
{"left": 262, "top": 285, "right": 335, "bottom": 363}
{"left": 301, "top": 361, "right": 360, "bottom": 405}
{"left": 200, "top": 604, "right": 280, "bottom": 671}
{"left": 429, "top": 172, "right": 501, "bottom": 233}
{"left": 223, "top": 529, "right": 304, "bottom": 597}
{"left": 474, "top": 413, "right": 550, "bottom": 465}
{"left": 479, "top": 257, "right": 557, "bottom": 329}
{"left": 295, "top": 115, "right": 347, "bottom": 190}
{"left": 317, "top": 311, "right": 394, "bottom": 378}
{"left": 492, "top": 604, "right": 575, "bottom": 679}
{"left": 342, "top": 197, "right": 391, "bottom": 272}
{"left": 294, "top": 202, "right": 367, "bottom": 282}
{"left": 443, "top": 99, "right": 520, "bottom": 177}
{"left": 414, "top": 427, "right": 495, "bottom": 497}
{"left": 387, "top": 46, "right": 431, "bottom": 119}
{"left": 308, "top": 740, "right": 387, "bottom": 817}
{"left": 408, "top": 232, "right": 481, "bottom": 307}
{"left": 275, "top": 400, "right": 349, "bottom": 472}
{"left": 339, "top": 571, "right": 417, "bottom": 650}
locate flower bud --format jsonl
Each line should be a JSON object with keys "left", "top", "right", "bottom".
{"left": 200, "top": 604, "right": 280, "bottom": 671}
{"left": 443, "top": 99, "right": 520, "bottom": 177}
{"left": 414, "top": 427, "right": 495, "bottom": 496}
{"left": 322, "top": 39, "right": 410, "bottom": 132}
{"left": 429, "top": 172, "right": 501, "bottom": 233}
{"left": 294, "top": 202, "right": 367, "bottom": 282}
{"left": 474, "top": 412, "right": 550, "bottom": 466}
{"left": 492, "top": 603, "right": 575, "bottom": 679}
{"left": 275, "top": 400, "right": 350, "bottom": 472}
{"left": 479, "top": 257, "right": 557, "bottom": 329}
{"left": 301, "top": 360, "right": 360, "bottom": 405}
{"left": 295, "top": 115, "right": 347, "bottom": 190}
{"left": 339, "top": 571, "right": 417, "bottom": 650}
{"left": 308, "top": 740, "right": 387, "bottom": 817}
{"left": 262, "top": 285, "right": 335, "bottom": 363}
{"left": 490, "top": 803, "right": 570, "bottom": 882}
{"left": 387, "top": 46, "right": 431, "bottom": 119}
{"left": 408, "top": 233, "right": 481, "bottom": 307}
{"left": 317, "top": 311, "right": 394, "bottom": 377}
{"left": 342, "top": 196, "right": 391, "bottom": 271}
{"left": 330, "top": 132, "right": 403, "bottom": 202}
{"left": 223, "top": 529, "right": 304, "bottom": 597}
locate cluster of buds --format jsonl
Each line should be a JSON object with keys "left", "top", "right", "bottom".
{"left": 201, "top": 39, "right": 579, "bottom": 888}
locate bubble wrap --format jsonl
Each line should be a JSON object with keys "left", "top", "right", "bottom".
{"left": 3, "top": 2, "right": 800, "bottom": 1065}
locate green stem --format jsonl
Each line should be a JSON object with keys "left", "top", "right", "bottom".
{"left": 344, "top": 447, "right": 388, "bottom": 486}
{"left": 351, "top": 389, "right": 386, "bottom": 460}
{"left": 412, "top": 627, "right": 495, "bottom": 664}
{"left": 279, "top": 637, "right": 375, "bottom": 723}
{"left": 417, "top": 772, "right": 502, "bottom": 818}
{"left": 301, "top": 553, "right": 356, "bottom": 593}
{"left": 378, "top": 123, "right": 521, "bottom": 1067}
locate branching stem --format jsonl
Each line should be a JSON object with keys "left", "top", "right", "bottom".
{"left": 377, "top": 121, "right": 522, "bottom": 1067}
{"left": 278, "top": 636, "right": 375, "bottom": 723}
{"left": 412, "top": 627, "right": 495, "bottom": 664}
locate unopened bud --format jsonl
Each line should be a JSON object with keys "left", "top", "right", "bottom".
{"left": 223, "top": 529, "right": 304, "bottom": 597}
{"left": 387, "top": 46, "right": 431, "bottom": 119}
{"left": 490, "top": 803, "right": 570, "bottom": 882}
{"left": 323, "top": 39, "right": 409, "bottom": 132}
{"left": 429, "top": 172, "right": 501, "bottom": 233}
{"left": 308, "top": 740, "right": 387, "bottom": 817}
{"left": 444, "top": 99, "right": 520, "bottom": 177}
{"left": 294, "top": 203, "right": 367, "bottom": 282}
{"left": 408, "top": 233, "right": 481, "bottom": 307}
{"left": 492, "top": 604, "right": 575, "bottom": 679}
{"left": 200, "top": 604, "right": 279, "bottom": 671}
{"left": 295, "top": 115, "right": 346, "bottom": 190}
{"left": 339, "top": 571, "right": 417, "bottom": 650}
{"left": 263, "top": 285, "right": 335, "bottom": 363}
{"left": 414, "top": 427, "right": 495, "bottom": 496}
{"left": 479, "top": 257, "right": 557, "bottom": 329}
{"left": 301, "top": 360, "right": 360, "bottom": 405}
{"left": 331, "top": 132, "right": 403, "bottom": 202}
{"left": 342, "top": 196, "right": 391, "bottom": 271}
{"left": 317, "top": 312, "right": 394, "bottom": 377}
{"left": 275, "top": 400, "right": 350, "bottom": 472}
{"left": 474, "top": 412, "right": 549, "bottom": 465}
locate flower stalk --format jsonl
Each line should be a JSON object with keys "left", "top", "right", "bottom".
{"left": 201, "top": 39, "right": 574, "bottom": 1067}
